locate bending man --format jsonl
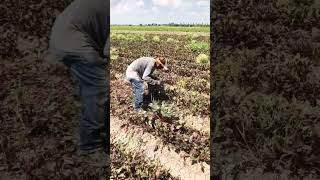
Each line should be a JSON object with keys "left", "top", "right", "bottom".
{"left": 125, "top": 57, "right": 168, "bottom": 110}
{"left": 48, "top": 0, "right": 109, "bottom": 158}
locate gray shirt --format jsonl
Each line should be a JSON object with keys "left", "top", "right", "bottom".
{"left": 49, "top": 0, "right": 109, "bottom": 62}
{"left": 126, "top": 57, "right": 159, "bottom": 85}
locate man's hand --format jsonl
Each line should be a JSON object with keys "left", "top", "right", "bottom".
{"left": 157, "top": 80, "right": 164, "bottom": 86}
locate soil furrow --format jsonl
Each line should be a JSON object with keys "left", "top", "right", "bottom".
{"left": 110, "top": 116, "right": 210, "bottom": 180}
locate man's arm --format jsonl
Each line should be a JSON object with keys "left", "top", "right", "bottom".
{"left": 142, "top": 61, "right": 159, "bottom": 85}
{"left": 149, "top": 74, "right": 159, "bottom": 80}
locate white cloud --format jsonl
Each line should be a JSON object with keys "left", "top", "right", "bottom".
{"left": 152, "top": 0, "right": 208, "bottom": 9}
{"left": 196, "top": 0, "right": 209, "bottom": 6}
{"left": 111, "top": 0, "right": 145, "bottom": 15}
{"left": 136, "top": 0, "right": 144, "bottom": 7}
{"left": 111, "top": 0, "right": 209, "bottom": 24}
{"left": 141, "top": 6, "right": 159, "bottom": 17}
{"left": 151, "top": 6, "right": 158, "bottom": 12}
{"left": 190, "top": 11, "right": 197, "bottom": 16}
{"left": 153, "top": 0, "right": 183, "bottom": 8}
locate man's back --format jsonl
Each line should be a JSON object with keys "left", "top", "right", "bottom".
{"left": 127, "top": 57, "right": 156, "bottom": 78}
{"left": 49, "top": 0, "right": 108, "bottom": 57}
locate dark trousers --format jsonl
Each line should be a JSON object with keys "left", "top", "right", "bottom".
{"left": 61, "top": 53, "right": 108, "bottom": 153}
{"left": 128, "top": 78, "right": 144, "bottom": 109}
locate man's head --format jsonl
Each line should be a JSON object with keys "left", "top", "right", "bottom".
{"left": 155, "top": 57, "right": 169, "bottom": 71}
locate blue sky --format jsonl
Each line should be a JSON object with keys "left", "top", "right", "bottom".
{"left": 111, "top": 0, "right": 210, "bottom": 25}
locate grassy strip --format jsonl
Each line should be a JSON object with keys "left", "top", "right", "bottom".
{"left": 111, "top": 25, "right": 210, "bottom": 32}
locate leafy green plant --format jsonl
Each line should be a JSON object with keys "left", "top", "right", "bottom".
{"left": 152, "top": 36, "right": 160, "bottom": 42}
{"left": 136, "top": 34, "right": 147, "bottom": 41}
{"left": 111, "top": 48, "right": 119, "bottom": 61}
{"left": 186, "top": 40, "right": 209, "bottom": 53}
{"left": 125, "top": 34, "right": 135, "bottom": 41}
{"left": 196, "top": 54, "right": 209, "bottom": 64}
{"left": 149, "top": 101, "right": 176, "bottom": 123}
{"left": 110, "top": 33, "right": 117, "bottom": 39}
{"left": 186, "top": 34, "right": 194, "bottom": 41}
{"left": 177, "top": 79, "right": 187, "bottom": 88}
{"left": 116, "top": 34, "right": 126, "bottom": 40}
{"left": 166, "top": 38, "right": 175, "bottom": 42}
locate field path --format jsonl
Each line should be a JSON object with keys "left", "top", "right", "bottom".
{"left": 112, "top": 30, "right": 210, "bottom": 37}
{"left": 110, "top": 116, "right": 210, "bottom": 180}
{"left": 177, "top": 115, "right": 210, "bottom": 134}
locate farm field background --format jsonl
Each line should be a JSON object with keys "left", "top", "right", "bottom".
{"left": 1, "top": 0, "right": 211, "bottom": 179}
{"left": 110, "top": 26, "right": 210, "bottom": 179}
{"left": 111, "top": 25, "right": 210, "bottom": 33}
{"left": 1, "top": 0, "right": 211, "bottom": 175}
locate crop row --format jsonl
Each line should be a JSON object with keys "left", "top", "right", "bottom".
{"left": 213, "top": 91, "right": 320, "bottom": 174}
{"left": 111, "top": 63, "right": 209, "bottom": 82}
{"left": 213, "top": 20, "right": 320, "bottom": 54}
{"left": 111, "top": 34, "right": 210, "bottom": 63}
{"left": 111, "top": 142, "right": 176, "bottom": 179}
{"left": 111, "top": 33, "right": 209, "bottom": 43}
{"left": 160, "top": 74, "right": 209, "bottom": 94}
{"left": 111, "top": 116, "right": 210, "bottom": 179}
{"left": 213, "top": 46, "right": 320, "bottom": 104}
{"left": 110, "top": 80, "right": 210, "bottom": 163}
{"left": 111, "top": 25, "right": 210, "bottom": 32}
{"left": 111, "top": 47, "right": 208, "bottom": 65}
{"left": 110, "top": 72, "right": 209, "bottom": 117}
{"left": 164, "top": 85, "right": 209, "bottom": 116}
{"left": 212, "top": 0, "right": 320, "bottom": 178}
{"left": 212, "top": 0, "right": 320, "bottom": 29}
{"left": 111, "top": 108, "right": 210, "bottom": 164}
{"left": 112, "top": 39, "right": 209, "bottom": 54}
{"left": 110, "top": 58, "right": 209, "bottom": 75}
{"left": 110, "top": 71, "right": 209, "bottom": 96}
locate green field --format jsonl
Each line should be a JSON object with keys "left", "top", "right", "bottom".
{"left": 111, "top": 25, "right": 210, "bottom": 32}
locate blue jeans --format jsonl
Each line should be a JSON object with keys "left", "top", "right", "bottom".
{"left": 127, "top": 78, "right": 143, "bottom": 109}
{"left": 60, "top": 52, "right": 108, "bottom": 153}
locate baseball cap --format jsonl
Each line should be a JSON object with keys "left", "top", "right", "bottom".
{"left": 156, "top": 57, "right": 169, "bottom": 70}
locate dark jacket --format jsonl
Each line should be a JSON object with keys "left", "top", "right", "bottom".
{"left": 49, "top": 0, "right": 109, "bottom": 64}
